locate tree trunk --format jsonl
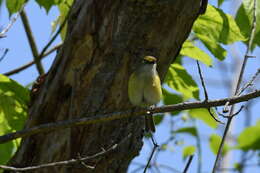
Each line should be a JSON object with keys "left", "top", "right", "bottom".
{"left": 9, "top": 0, "right": 202, "bottom": 172}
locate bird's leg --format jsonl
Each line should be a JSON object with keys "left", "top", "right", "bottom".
{"left": 144, "top": 105, "right": 156, "bottom": 133}
{"left": 148, "top": 105, "right": 155, "bottom": 114}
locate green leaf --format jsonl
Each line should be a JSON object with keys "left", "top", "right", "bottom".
{"left": 182, "top": 145, "right": 196, "bottom": 160}
{"left": 35, "top": 0, "right": 56, "bottom": 12}
{"left": 161, "top": 144, "right": 167, "bottom": 150}
{"left": 194, "top": 5, "right": 245, "bottom": 44}
{"left": 197, "top": 35, "right": 227, "bottom": 61}
{"left": 180, "top": 40, "right": 212, "bottom": 66}
{"left": 193, "top": 5, "right": 245, "bottom": 60}
{"left": 174, "top": 127, "right": 198, "bottom": 137}
{"left": 235, "top": 0, "right": 260, "bottom": 50}
{"left": 234, "top": 163, "right": 242, "bottom": 172}
{"left": 0, "top": 74, "right": 29, "bottom": 164}
{"left": 165, "top": 64, "right": 199, "bottom": 100}
{"left": 154, "top": 114, "right": 164, "bottom": 125}
{"left": 236, "top": 120, "right": 260, "bottom": 151}
{"left": 218, "top": 0, "right": 225, "bottom": 7}
{"left": 6, "top": 0, "right": 27, "bottom": 16}
{"left": 51, "top": 0, "right": 74, "bottom": 39}
{"left": 189, "top": 108, "right": 218, "bottom": 129}
{"left": 209, "top": 134, "right": 228, "bottom": 155}
{"left": 162, "top": 88, "right": 183, "bottom": 115}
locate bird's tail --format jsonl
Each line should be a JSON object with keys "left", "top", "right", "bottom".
{"left": 145, "top": 113, "right": 156, "bottom": 133}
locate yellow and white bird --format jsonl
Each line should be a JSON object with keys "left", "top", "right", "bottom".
{"left": 128, "top": 56, "right": 162, "bottom": 132}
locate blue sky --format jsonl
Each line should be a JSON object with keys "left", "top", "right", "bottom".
{"left": 0, "top": 0, "right": 259, "bottom": 172}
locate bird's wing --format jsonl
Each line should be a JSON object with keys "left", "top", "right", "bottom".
{"left": 128, "top": 72, "right": 144, "bottom": 106}
{"left": 144, "top": 74, "right": 162, "bottom": 105}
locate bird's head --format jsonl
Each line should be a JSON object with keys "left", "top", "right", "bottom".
{"left": 142, "top": 56, "right": 157, "bottom": 64}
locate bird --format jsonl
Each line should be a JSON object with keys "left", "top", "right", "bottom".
{"left": 128, "top": 56, "right": 162, "bottom": 133}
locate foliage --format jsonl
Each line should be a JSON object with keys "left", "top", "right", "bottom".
{"left": 174, "top": 127, "right": 198, "bottom": 137}
{"left": 236, "top": 0, "right": 260, "bottom": 49}
{"left": 189, "top": 108, "right": 218, "bottom": 129}
{"left": 182, "top": 145, "right": 196, "bottom": 160}
{"left": 1, "top": 0, "right": 260, "bottom": 172}
{"left": 6, "top": 0, "right": 27, "bottom": 16}
{"left": 193, "top": 5, "right": 245, "bottom": 60}
{"left": 165, "top": 63, "right": 199, "bottom": 100}
{"left": 180, "top": 40, "right": 212, "bottom": 67}
{"left": 209, "top": 134, "right": 229, "bottom": 156}
{"left": 0, "top": 75, "right": 29, "bottom": 164}
{"left": 162, "top": 88, "right": 183, "bottom": 115}
{"left": 236, "top": 120, "right": 260, "bottom": 151}
{"left": 161, "top": 1, "right": 258, "bottom": 170}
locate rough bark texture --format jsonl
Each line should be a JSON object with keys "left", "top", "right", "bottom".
{"left": 9, "top": 0, "right": 201, "bottom": 172}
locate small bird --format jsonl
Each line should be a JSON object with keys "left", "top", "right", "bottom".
{"left": 128, "top": 56, "right": 162, "bottom": 132}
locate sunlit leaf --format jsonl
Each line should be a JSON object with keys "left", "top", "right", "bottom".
{"left": 180, "top": 40, "right": 213, "bottom": 66}
{"left": 0, "top": 74, "right": 29, "bottom": 164}
{"left": 196, "top": 35, "right": 227, "bottom": 61}
{"left": 236, "top": 120, "right": 260, "bottom": 151}
{"left": 6, "top": 0, "right": 27, "bottom": 16}
{"left": 194, "top": 5, "right": 245, "bottom": 44}
{"left": 35, "top": 0, "right": 56, "bottom": 12}
{"left": 154, "top": 114, "right": 164, "bottom": 125}
{"left": 162, "top": 88, "right": 183, "bottom": 115}
{"left": 165, "top": 64, "right": 199, "bottom": 100}
{"left": 193, "top": 5, "right": 245, "bottom": 60}
{"left": 174, "top": 127, "right": 198, "bottom": 137}
{"left": 182, "top": 145, "right": 196, "bottom": 160}
{"left": 209, "top": 134, "right": 228, "bottom": 155}
{"left": 51, "top": 0, "right": 74, "bottom": 39}
{"left": 161, "top": 144, "right": 167, "bottom": 150}
{"left": 235, "top": 0, "right": 260, "bottom": 50}
{"left": 189, "top": 108, "right": 218, "bottom": 129}
{"left": 234, "top": 163, "right": 242, "bottom": 172}
{"left": 218, "top": 0, "right": 225, "bottom": 7}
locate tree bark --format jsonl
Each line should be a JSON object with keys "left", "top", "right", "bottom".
{"left": 9, "top": 0, "right": 202, "bottom": 172}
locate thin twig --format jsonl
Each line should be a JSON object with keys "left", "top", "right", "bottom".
{"left": 0, "top": 133, "right": 132, "bottom": 172}
{"left": 152, "top": 136, "right": 175, "bottom": 165}
{"left": 198, "top": 0, "right": 208, "bottom": 14}
{"left": 195, "top": 132, "right": 202, "bottom": 173}
{"left": 0, "top": 49, "right": 9, "bottom": 62}
{"left": 183, "top": 155, "right": 194, "bottom": 173}
{"left": 208, "top": 108, "right": 223, "bottom": 124}
{"left": 143, "top": 138, "right": 158, "bottom": 173}
{"left": 3, "top": 43, "right": 62, "bottom": 76}
{"left": 0, "top": 4, "right": 26, "bottom": 38}
{"left": 196, "top": 60, "right": 222, "bottom": 123}
{"left": 212, "top": 0, "right": 257, "bottom": 172}
{"left": 196, "top": 60, "right": 209, "bottom": 101}
{"left": 196, "top": 60, "right": 209, "bottom": 102}
{"left": 20, "top": 10, "right": 44, "bottom": 75}
{"left": 0, "top": 90, "right": 259, "bottom": 144}
{"left": 219, "top": 106, "right": 244, "bottom": 118}
{"left": 239, "top": 102, "right": 253, "bottom": 172}
{"left": 17, "top": 4, "right": 68, "bottom": 75}
{"left": 237, "top": 68, "right": 260, "bottom": 96}
{"left": 38, "top": 9, "right": 70, "bottom": 60}
{"left": 217, "top": 162, "right": 260, "bottom": 171}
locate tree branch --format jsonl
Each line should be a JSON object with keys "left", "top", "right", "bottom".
{"left": 37, "top": 9, "right": 69, "bottom": 61}
{"left": 212, "top": 0, "right": 258, "bottom": 171}
{"left": 0, "top": 133, "right": 132, "bottom": 171}
{"left": 0, "top": 90, "right": 259, "bottom": 144}
{"left": 183, "top": 155, "right": 194, "bottom": 173}
{"left": 0, "top": 4, "right": 26, "bottom": 38}
{"left": 20, "top": 10, "right": 44, "bottom": 75}
{"left": 3, "top": 43, "right": 62, "bottom": 76}
{"left": 0, "top": 48, "right": 9, "bottom": 62}
{"left": 196, "top": 60, "right": 222, "bottom": 123}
